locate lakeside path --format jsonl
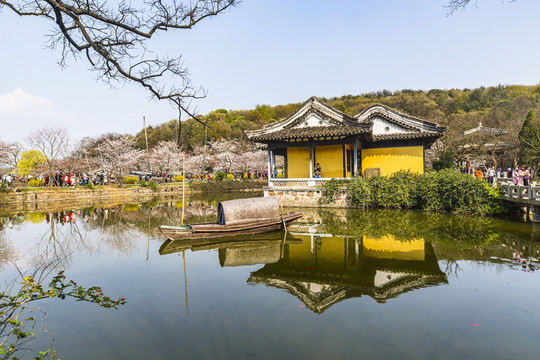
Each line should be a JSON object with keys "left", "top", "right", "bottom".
{"left": 0, "top": 182, "right": 265, "bottom": 213}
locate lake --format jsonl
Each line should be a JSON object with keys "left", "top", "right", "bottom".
{"left": 1, "top": 193, "right": 539, "bottom": 359}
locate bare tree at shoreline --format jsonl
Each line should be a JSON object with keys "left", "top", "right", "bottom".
{"left": 24, "top": 127, "right": 70, "bottom": 186}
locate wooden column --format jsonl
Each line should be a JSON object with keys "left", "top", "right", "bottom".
{"left": 284, "top": 151, "right": 288, "bottom": 178}
{"left": 267, "top": 149, "right": 272, "bottom": 186}
{"left": 342, "top": 144, "right": 346, "bottom": 178}
{"left": 309, "top": 146, "right": 313, "bottom": 179}
{"left": 353, "top": 142, "right": 358, "bottom": 176}
{"left": 272, "top": 151, "right": 276, "bottom": 177}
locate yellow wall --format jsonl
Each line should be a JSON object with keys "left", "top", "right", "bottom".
{"left": 288, "top": 235, "right": 352, "bottom": 270}
{"left": 287, "top": 147, "right": 310, "bottom": 178}
{"left": 361, "top": 146, "right": 423, "bottom": 176}
{"left": 315, "top": 145, "right": 343, "bottom": 178}
{"left": 287, "top": 145, "right": 347, "bottom": 178}
{"left": 363, "top": 235, "right": 425, "bottom": 261}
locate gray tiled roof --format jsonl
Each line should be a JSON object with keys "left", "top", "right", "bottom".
{"left": 370, "top": 132, "right": 443, "bottom": 141}
{"left": 248, "top": 125, "right": 368, "bottom": 141}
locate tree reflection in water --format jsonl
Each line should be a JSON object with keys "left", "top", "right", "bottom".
{"left": 160, "top": 205, "right": 540, "bottom": 314}
{"left": 2, "top": 199, "right": 540, "bottom": 314}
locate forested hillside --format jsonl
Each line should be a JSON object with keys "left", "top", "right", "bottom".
{"left": 134, "top": 84, "right": 540, "bottom": 155}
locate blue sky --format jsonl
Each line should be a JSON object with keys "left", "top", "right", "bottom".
{"left": 1, "top": 0, "right": 540, "bottom": 144}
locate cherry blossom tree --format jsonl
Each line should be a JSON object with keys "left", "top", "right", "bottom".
{"left": 236, "top": 149, "right": 267, "bottom": 173}
{"left": 0, "top": 140, "right": 12, "bottom": 168}
{"left": 185, "top": 145, "right": 216, "bottom": 174}
{"left": 0, "top": 140, "right": 22, "bottom": 171}
{"left": 94, "top": 136, "right": 143, "bottom": 183}
{"left": 148, "top": 141, "right": 184, "bottom": 173}
{"left": 210, "top": 139, "right": 241, "bottom": 173}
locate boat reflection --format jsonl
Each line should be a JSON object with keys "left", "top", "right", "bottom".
{"left": 159, "top": 231, "right": 302, "bottom": 260}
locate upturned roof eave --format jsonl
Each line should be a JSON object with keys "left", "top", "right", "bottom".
{"left": 356, "top": 103, "right": 446, "bottom": 133}
{"left": 245, "top": 97, "right": 358, "bottom": 139}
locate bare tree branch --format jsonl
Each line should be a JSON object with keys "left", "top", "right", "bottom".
{"left": 0, "top": 0, "right": 239, "bottom": 123}
{"left": 445, "top": 0, "right": 515, "bottom": 15}
{"left": 24, "top": 127, "right": 70, "bottom": 186}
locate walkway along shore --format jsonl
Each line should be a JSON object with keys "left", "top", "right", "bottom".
{"left": 0, "top": 183, "right": 264, "bottom": 213}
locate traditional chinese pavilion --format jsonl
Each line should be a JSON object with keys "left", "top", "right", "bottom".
{"left": 245, "top": 97, "right": 446, "bottom": 184}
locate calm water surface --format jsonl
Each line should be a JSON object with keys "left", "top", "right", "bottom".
{"left": 1, "top": 193, "right": 539, "bottom": 359}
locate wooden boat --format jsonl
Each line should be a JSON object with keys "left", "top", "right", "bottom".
{"left": 158, "top": 196, "right": 302, "bottom": 241}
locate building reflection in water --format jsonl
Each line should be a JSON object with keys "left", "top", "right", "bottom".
{"left": 160, "top": 228, "right": 448, "bottom": 315}
{"left": 249, "top": 233, "right": 447, "bottom": 314}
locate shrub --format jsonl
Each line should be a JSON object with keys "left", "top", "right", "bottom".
{"left": 85, "top": 183, "right": 95, "bottom": 190}
{"left": 174, "top": 175, "right": 184, "bottom": 182}
{"left": 140, "top": 180, "right": 158, "bottom": 190}
{"left": 190, "top": 180, "right": 265, "bottom": 192}
{"left": 215, "top": 172, "right": 226, "bottom": 181}
{"left": 123, "top": 176, "right": 139, "bottom": 184}
{"left": 345, "top": 169, "right": 503, "bottom": 215}
{"left": 348, "top": 176, "right": 371, "bottom": 207}
{"left": 227, "top": 174, "right": 234, "bottom": 180}
{"left": 28, "top": 178, "right": 45, "bottom": 187}
{"left": 0, "top": 182, "right": 9, "bottom": 193}
{"left": 319, "top": 178, "right": 347, "bottom": 204}
{"left": 364, "top": 172, "right": 415, "bottom": 209}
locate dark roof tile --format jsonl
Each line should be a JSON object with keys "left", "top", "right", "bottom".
{"left": 249, "top": 126, "right": 368, "bottom": 141}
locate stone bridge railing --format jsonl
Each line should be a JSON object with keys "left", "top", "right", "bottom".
{"left": 500, "top": 184, "right": 540, "bottom": 205}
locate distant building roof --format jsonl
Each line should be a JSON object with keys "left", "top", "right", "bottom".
{"left": 461, "top": 122, "right": 507, "bottom": 137}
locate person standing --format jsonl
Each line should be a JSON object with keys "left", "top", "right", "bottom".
{"left": 487, "top": 166, "right": 495, "bottom": 185}
{"left": 522, "top": 166, "right": 530, "bottom": 186}
{"left": 512, "top": 166, "right": 519, "bottom": 185}
{"left": 313, "top": 163, "right": 322, "bottom": 178}
{"left": 517, "top": 166, "right": 524, "bottom": 186}
{"left": 474, "top": 168, "right": 483, "bottom": 181}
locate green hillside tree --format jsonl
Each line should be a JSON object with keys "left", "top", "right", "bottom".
{"left": 518, "top": 110, "right": 540, "bottom": 178}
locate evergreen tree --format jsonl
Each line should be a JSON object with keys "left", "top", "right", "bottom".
{"left": 518, "top": 110, "right": 540, "bottom": 178}
{"left": 432, "top": 150, "right": 455, "bottom": 171}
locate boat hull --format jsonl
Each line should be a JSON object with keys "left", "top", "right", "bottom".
{"left": 159, "top": 212, "right": 302, "bottom": 241}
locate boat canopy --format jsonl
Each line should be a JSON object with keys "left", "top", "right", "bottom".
{"left": 217, "top": 196, "right": 281, "bottom": 226}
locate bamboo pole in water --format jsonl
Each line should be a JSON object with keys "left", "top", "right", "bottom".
{"left": 181, "top": 153, "right": 185, "bottom": 226}
{"left": 182, "top": 250, "right": 189, "bottom": 317}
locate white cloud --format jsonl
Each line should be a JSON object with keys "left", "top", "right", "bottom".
{"left": 0, "top": 88, "right": 52, "bottom": 114}
{"left": 0, "top": 89, "right": 84, "bottom": 144}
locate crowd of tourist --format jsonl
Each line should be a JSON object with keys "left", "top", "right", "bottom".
{"left": 457, "top": 165, "right": 532, "bottom": 186}
{"left": 0, "top": 164, "right": 534, "bottom": 188}
{"left": 1, "top": 169, "right": 270, "bottom": 187}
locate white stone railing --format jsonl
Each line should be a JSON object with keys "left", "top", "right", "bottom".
{"left": 268, "top": 178, "right": 349, "bottom": 188}
{"left": 501, "top": 184, "right": 540, "bottom": 203}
